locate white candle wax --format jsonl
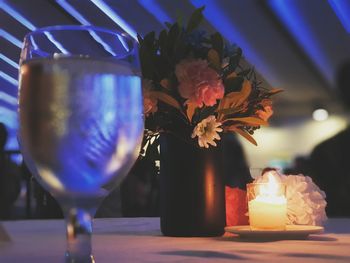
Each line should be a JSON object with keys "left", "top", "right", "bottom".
{"left": 249, "top": 197, "right": 287, "bottom": 230}
{"left": 248, "top": 171, "right": 287, "bottom": 230}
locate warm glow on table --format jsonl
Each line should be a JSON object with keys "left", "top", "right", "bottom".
{"left": 248, "top": 172, "right": 287, "bottom": 230}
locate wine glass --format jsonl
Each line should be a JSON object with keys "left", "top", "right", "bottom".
{"left": 18, "top": 25, "right": 144, "bottom": 262}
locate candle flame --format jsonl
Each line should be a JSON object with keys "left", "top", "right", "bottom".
{"left": 260, "top": 172, "right": 279, "bottom": 196}
{"left": 257, "top": 171, "right": 286, "bottom": 204}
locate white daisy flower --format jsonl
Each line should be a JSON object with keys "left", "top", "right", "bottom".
{"left": 191, "top": 115, "right": 223, "bottom": 148}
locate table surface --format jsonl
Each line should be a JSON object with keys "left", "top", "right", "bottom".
{"left": 1, "top": 218, "right": 350, "bottom": 262}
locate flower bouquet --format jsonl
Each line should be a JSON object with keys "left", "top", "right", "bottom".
{"left": 137, "top": 7, "right": 282, "bottom": 237}
{"left": 139, "top": 7, "right": 281, "bottom": 149}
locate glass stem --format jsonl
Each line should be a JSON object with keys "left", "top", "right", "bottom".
{"left": 64, "top": 207, "right": 95, "bottom": 263}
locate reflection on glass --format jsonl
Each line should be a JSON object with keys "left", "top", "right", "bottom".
{"left": 18, "top": 26, "right": 143, "bottom": 262}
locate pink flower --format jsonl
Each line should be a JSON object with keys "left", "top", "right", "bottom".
{"left": 175, "top": 59, "right": 224, "bottom": 107}
{"left": 143, "top": 79, "right": 158, "bottom": 116}
{"left": 256, "top": 105, "right": 273, "bottom": 121}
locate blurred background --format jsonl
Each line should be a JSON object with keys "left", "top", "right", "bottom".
{"left": 1, "top": 0, "right": 350, "bottom": 218}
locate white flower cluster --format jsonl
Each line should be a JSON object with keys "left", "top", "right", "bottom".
{"left": 255, "top": 171, "right": 327, "bottom": 226}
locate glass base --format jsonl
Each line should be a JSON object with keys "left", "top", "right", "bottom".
{"left": 65, "top": 253, "right": 95, "bottom": 263}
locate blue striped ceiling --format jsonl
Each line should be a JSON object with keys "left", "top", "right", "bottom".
{"left": 1, "top": 0, "right": 350, "bottom": 149}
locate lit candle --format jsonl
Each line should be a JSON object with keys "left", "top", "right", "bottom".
{"left": 248, "top": 172, "right": 287, "bottom": 230}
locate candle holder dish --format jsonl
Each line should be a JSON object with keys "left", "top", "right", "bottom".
{"left": 224, "top": 225, "right": 324, "bottom": 240}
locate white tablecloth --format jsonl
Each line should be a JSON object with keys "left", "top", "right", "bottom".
{"left": 1, "top": 218, "right": 350, "bottom": 262}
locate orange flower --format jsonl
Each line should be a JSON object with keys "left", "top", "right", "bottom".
{"left": 256, "top": 105, "right": 273, "bottom": 121}
{"left": 144, "top": 95, "right": 157, "bottom": 116}
{"left": 260, "top": 98, "right": 272, "bottom": 107}
{"left": 143, "top": 80, "right": 158, "bottom": 116}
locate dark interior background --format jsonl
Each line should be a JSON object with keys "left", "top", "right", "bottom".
{"left": 1, "top": 0, "right": 350, "bottom": 169}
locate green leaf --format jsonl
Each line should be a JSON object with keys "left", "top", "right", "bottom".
{"left": 139, "top": 47, "right": 155, "bottom": 79}
{"left": 268, "top": 88, "right": 284, "bottom": 95}
{"left": 199, "top": 106, "right": 218, "bottom": 120}
{"left": 217, "top": 79, "right": 251, "bottom": 120}
{"left": 138, "top": 31, "right": 158, "bottom": 79}
{"left": 224, "top": 117, "right": 268, "bottom": 126}
{"left": 150, "top": 91, "right": 181, "bottom": 110}
{"left": 158, "top": 30, "right": 167, "bottom": 52}
{"left": 157, "top": 29, "right": 171, "bottom": 76}
{"left": 226, "top": 126, "right": 257, "bottom": 146}
{"left": 143, "top": 32, "right": 156, "bottom": 49}
{"left": 224, "top": 76, "right": 244, "bottom": 94}
{"left": 173, "top": 40, "right": 190, "bottom": 64}
{"left": 228, "top": 48, "right": 242, "bottom": 72}
{"left": 165, "top": 22, "right": 172, "bottom": 29}
{"left": 168, "top": 23, "right": 180, "bottom": 43}
{"left": 226, "top": 80, "right": 252, "bottom": 107}
{"left": 238, "top": 68, "right": 251, "bottom": 77}
{"left": 217, "top": 107, "right": 242, "bottom": 116}
{"left": 186, "top": 6, "right": 205, "bottom": 32}
{"left": 210, "top": 32, "right": 224, "bottom": 59}
{"left": 186, "top": 102, "right": 197, "bottom": 123}
{"left": 176, "top": 9, "right": 184, "bottom": 28}
{"left": 207, "top": 49, "right": 221, "bottom": 71}
{"left": 167, "top": 23, "right": 180, "bottom": 56}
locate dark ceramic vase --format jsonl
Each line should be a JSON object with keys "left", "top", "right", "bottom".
{"left": 159, "top": 132, "right": 226, "bottom": 237}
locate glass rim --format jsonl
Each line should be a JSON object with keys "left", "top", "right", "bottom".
{"left": 21, "top": 25, "right": 138, "bottom": 63}
{"left": 24, "top": 25, "right": 135, "bottom": 42}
